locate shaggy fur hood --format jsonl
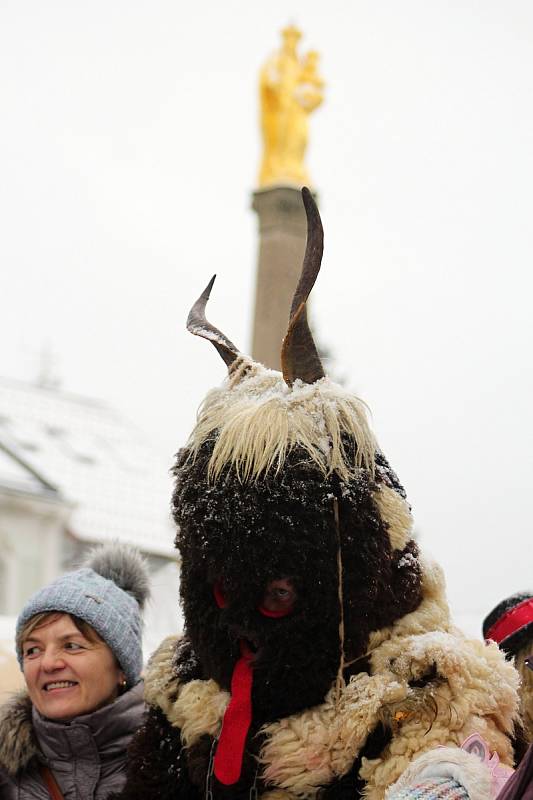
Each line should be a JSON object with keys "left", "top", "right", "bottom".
{"left": 143, "top": 559, "right": 519, "bottom": 799}
{"left": 0, "top": 691, "right": 37, "bottom": 776}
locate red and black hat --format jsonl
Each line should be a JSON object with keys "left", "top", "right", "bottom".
{"left": 483, "top": 592, "right": 533, "bottom": 656}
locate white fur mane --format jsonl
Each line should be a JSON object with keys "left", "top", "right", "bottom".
{"left": 186, "top": 363, "right": 377, "bottom": 483}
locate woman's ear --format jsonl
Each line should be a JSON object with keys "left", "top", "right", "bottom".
{"left": 118, "top": 670, "right": 127, "bottom": 689}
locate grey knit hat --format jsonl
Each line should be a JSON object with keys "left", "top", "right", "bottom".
{"left": 16, "top": 542, "right": 150, "bottom": 686}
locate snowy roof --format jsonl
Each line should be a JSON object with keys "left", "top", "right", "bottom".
{"left": 0, "top": 378, "right": 176, "bottom": 557}
{"left": 0, "top": 440, "right": 57, "bottom": 497}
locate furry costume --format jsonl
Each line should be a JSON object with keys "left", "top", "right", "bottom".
{"left": 116, "top": 189, "right": 519, "bottom": 800}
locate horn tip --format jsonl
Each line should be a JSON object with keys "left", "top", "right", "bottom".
{"left": 301, "top": 187, "right": 318, "bottom": 218}
{"left": 200, "top": 274, "right": 217, "bottom": 302}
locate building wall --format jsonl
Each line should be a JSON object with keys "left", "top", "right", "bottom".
{"left": 0, "top": 489, "right": 182, "bottom": 694}
{"left": 0, "top": 489, "right": 71, "bottom": 615}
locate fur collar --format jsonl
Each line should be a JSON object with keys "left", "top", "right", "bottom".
{"left": 145, "top": 559, "right": 519, "bottom": 799}
{"left": 0, "top": 691, "right": 39, "bottom": 776}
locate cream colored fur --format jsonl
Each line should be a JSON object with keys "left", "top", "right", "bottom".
{"left": 385, "top": 747, "right": 493, "bottom": 800}
{"left": 144, "top": 560, "right": 519, "bottom": 800}
{"left": 143, "top": 635, "right": 231, "bottom": 745}
{"left": 372, "top": 485, "right": 414, "bottom": 551}
{"left": 259, "top": 671, "right": 408, "bottom": 796}
{"left": 143, "top": 635, "right": 180, "bottom": 716}
{"left": 185, "top": 365, "right": 377, "bottom": 483}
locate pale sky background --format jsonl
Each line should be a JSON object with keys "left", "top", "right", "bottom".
{"left": 1, "top": 0, "right": 532, "bottom": 634}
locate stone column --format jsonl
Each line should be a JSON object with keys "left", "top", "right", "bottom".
{"left": 251, "top": 186, "right": 314, "bottom": 371}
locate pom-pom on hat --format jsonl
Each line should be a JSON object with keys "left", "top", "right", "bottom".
{"left": 16, "top": 542, "right": 150, "bottom": 686}
{"left": 483, "top": 591, "right": 533, "bottom": 657}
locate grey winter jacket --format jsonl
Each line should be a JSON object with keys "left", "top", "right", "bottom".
{"left": 0, "top": 681, "right": 144, "bottom": 800}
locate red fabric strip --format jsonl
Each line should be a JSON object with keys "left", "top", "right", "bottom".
{"left": 485, "top": 598, "right": 533, "bottom": 645}
{"left": 258, "top": 605, "right": 291, "bottom": 618}
{"left": 213, "top": 643, "right": 254, "bottom": 786}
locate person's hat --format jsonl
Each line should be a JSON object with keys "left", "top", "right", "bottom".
{"left": 483, "top": 591, "right": 533, "bottom": 657}
{"left": 16, "top": 542, "right": 150, "bottom": 686}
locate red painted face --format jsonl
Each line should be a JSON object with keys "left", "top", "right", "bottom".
{"left": 213, "top": 578, "right": 297, "bottom": 618}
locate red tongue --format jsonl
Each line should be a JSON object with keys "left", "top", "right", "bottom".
{"left": 213, "top": 641, "right": 254, "bottom": 786}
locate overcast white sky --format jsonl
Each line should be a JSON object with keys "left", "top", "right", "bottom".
{"left": 1, "top": 0, "right": 532, "bottom": 633}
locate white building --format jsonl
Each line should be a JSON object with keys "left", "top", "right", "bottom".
{"left": 0, "top": 377, "right": 182, "bottom": 695}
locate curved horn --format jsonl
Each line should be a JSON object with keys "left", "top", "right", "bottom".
{"left": 281, "top": 187, "right": 325, "bottom": 385}
{"left": 187, "top": 275, "right": 240, "bottom": 369}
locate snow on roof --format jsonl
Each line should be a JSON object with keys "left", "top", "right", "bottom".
{"left": 0, "top": 378, "right": 176, "bottom": 557}
{"left": 0, "top": 441, "right": 58, "bottom": 497}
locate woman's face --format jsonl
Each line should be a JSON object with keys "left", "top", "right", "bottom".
{"left": 22, "top": 613, "right": 125, "bottom": 721}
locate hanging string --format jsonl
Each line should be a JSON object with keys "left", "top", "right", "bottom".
{"left": 333, "top": 496, "right": 346, "bottom": 707}
{"left": 205, "top": 736, "right": 217, "bottom": 800}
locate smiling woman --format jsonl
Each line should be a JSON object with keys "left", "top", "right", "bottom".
{"left": 0, "top": 542, "right": 150, "bottom": 800}
{"left": 21, "top": 613, "right": 125, "bottom": 721}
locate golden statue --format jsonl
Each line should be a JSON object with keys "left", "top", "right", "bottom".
{"left": 258, "top": 26, "right": 324, "bottom": 188}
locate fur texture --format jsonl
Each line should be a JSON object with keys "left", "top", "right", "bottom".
{"left": 372, "top": 485, "right": 414, "bottom": 552}
{"left": 110, "top": 705, "right": 199, "bottom": 800}
{"left": 84, "top": 541, "right": 150, "bottom": 609}
{"left": 0, "top": 692, "right": 38, "bottom": 776}
{"left": 115, "top": 355, "right": 518, "bottom": 798}
{"left": 114, "top": 383, "right": 520, "bottom": 799}
{"left": 172, "top": 439, "right": 422, "bottom": 726}
{"left": 186, "top": 367, "right": 377, "bottom": 483}
{"left": 138, "top": 561, "right": 518, "bottom": 799}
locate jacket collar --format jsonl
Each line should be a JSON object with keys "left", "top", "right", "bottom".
{"left": 0, "top": 682, "right": 144, "bottom": 777}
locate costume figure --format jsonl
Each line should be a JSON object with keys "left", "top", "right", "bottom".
{"left": 484, "top": 593, "right": 533, "bottom": 753}
{"left": 117, "top": 190, "right": 519, "bottom": 799}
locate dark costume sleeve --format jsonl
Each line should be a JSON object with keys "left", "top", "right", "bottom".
{"left": 112, "top": 706, "right": 200, "bottom": 800}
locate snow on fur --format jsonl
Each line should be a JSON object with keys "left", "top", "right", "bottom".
{"left": 142, "top": 559, "right": 518, "bottom": 799}
{"left": 186, "top": 362, "right": 377, "bottom": 483}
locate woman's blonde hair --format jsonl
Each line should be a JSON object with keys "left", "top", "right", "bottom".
{"left": 17, "top": 611, "right": 102, "bottom": 655}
